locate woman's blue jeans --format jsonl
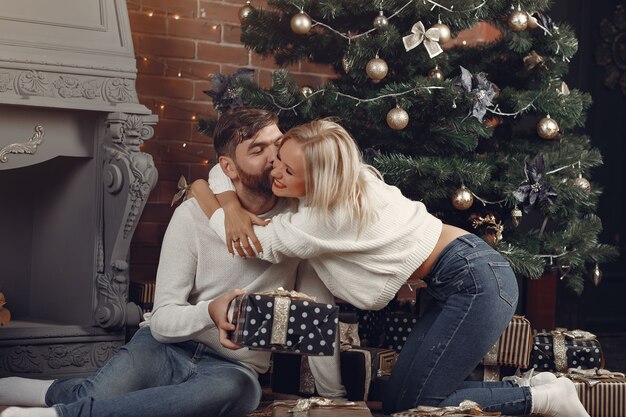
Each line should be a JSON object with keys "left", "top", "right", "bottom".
{"left": 382, "top": 234, "right": 532, "bottom": 415}
{"left": 46, "top": 327, "right": 261, "bottom": 417}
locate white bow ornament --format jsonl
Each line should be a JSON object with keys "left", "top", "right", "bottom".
{"left": 402, "top": 21, "right": 443, "bottom": 58}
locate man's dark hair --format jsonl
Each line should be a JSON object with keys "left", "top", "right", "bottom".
{"left": 212, "top": 107, "right": 278, "bottom": 157}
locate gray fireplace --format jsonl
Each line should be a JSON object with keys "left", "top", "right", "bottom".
{"left": 0, "top": 0, "right": 157, "bottom": 378}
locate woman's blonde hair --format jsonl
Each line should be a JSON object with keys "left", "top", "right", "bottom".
{"left": 281, "top": 119, "right": 381, "bottom": 232}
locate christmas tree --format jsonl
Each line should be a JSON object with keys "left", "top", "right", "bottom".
{"left": 200, "top": 0, "right": 617, "bottom": 294}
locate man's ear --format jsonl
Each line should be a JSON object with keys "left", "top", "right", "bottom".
{"left": 218, "top": 156, "right": 238, "bottom": 180}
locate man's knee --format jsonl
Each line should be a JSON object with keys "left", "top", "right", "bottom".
{"left": 217, "top": 371, "right": 261, "bottom": 416}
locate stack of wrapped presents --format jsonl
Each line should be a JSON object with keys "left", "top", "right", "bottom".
{"left": 228, "top": 289, "right": 624, "bottom": 417}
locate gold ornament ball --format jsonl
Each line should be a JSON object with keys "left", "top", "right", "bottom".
{"left": 428, "top": 65, "right": 445, "bottom": 81}
{"left": 573, "top": 176, "right": 591, "bottom": 191}
{"left": 591, "top": 264, "right": 603, "bottom": 286}
{"left": 300, "top": 85, "right": 314, "bottom": 97}
{"left": 366, "top": 57, "right": 388, "bottom": 81}
{"left": 373, "top": 11, "right": 389, "bottom": 29}
{"left": 291, "top": 11, "right": 312, "bottom": 35}
{"left": 451, "top": 186, "right": 474, "bottom": 210}
{"left": 386, "top": 107, "right": 409, "bottom": 130}
{"left": 508, "top": 10, "right": 529, "bottom": 32}
{"left": 527, "top": 13, "right": 539, "bottom": 29}
{"left": 432, "top": 22, "right": 452, "bottom": 43}
{"left": 537, "top": 115, "right": 559, "bottom": 140}
{"left": 511, "top": 207, "right": 523, "bottom": 227}
{"left": 238, "top": 2, "right": 254, "bottom": 23}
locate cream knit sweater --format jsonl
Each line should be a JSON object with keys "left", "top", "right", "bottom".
{"left": 143, "top": 198, "right": 328, "bottom": 376}
{"left": 209, "top": 166, "right": 442, "bottom": 311}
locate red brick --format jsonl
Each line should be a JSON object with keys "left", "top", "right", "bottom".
{"left": 128, "top": 264, "right": 158, "bottom": 282}
{"left": 193, "top": 80, "right": 213, "bottom": 100}
{"left": 133, "top": 223, "right": 160, "bottom": 244}
{"left": 141, "top": 0, "right": 198, "bottom": 18}
{"left": 136, "top": 56, "right": 167, "bottom": 76}
{"left": 191, "top": 122, "right": 214, "bottom": 143}
{"left": 130, "top": 244, "right": 162, "bottom": 264}
{"left": 257, "top": 69, "right": 274, "bottom": 89}
{"left": 137, "top": 75, "right": 194, "bottom": 100}
{"left": 155, "top": 100, "right": 215, "bottom": 121}
{"left": 223, "top": 24, "right": 242, "bottom": 44}
{"left": 197, "top": 43, "right": 249, "bottom": 65}
{"left": 299, "top": 60, "right": 334, "bottom": 76}
{"left": 199, "top": 1, "right": 242, "bottom": 24}
{"left": 129, "top": 11, "right": 167, "bottom": 34}
{"left": 138, "top": 35, "right": 195, "bottom": 59}
{"left": 155, "top": 161, "right": 191, "bottom": 181}
{"left": 250, "top": 53, "right": 298, "bottom": 72}
{"left": 163, "top": 60, "right": 220, "bottom": 80}
{"left": 158, "top": 179, "right": 181, "bottom": 202}
{"left": 189, "top": 163, "right": 214, "bottom": 181}
{"left": 154, "top": 119, "right": 193, "bottom": 141}
{"left": 140, "top": 202, "right": 176, "bottom": 223}
{"left": 223, "top": 0, "right": 269, "bottom": 7}
{"left": 168, "top": 16, "right": 222, "bottom": 42}
{"left": 291, "top": 73, "right": 327, "bottom": 89}
{"left": 161, "top": 141, "right": 215, "bottom": 164}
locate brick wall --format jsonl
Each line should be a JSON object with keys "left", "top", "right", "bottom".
{"left": 127, "top": 0, "right": 497, "bottom": 283}
{"left": 127, "top": 0, "right": 334, "bottom": 283}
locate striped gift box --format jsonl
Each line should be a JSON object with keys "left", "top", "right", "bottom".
{"left": 575, "top": 378, "right": 626, "bottom": 417}
{"left": 482, "top": 315, "right": 532, "bottom": 368}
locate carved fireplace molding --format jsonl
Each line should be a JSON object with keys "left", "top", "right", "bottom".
{"left": 0, "top": 0, "right": 159, "bottom": 378}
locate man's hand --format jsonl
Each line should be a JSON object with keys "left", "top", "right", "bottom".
{"left": 208, "top": 289, "right": 246, "bottom": 350}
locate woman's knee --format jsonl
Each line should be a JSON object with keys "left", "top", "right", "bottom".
{"left": 214, "top": 370, "right": 261, "bottom": 416}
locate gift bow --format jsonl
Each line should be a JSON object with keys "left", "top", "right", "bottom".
{"left": 563, "top": 368, "right": 625, "bottom": 386}
{"left": 402, "top": 21, "right": 443, "bottom": 58}
{"left": 170, "top": 175, "right": 191, "bottom": 207}
{"left": 393, "top": 400, "right": 500, "bottom": 416}
{"left": 257, "top": 288, "right": 317, "bottom": 346}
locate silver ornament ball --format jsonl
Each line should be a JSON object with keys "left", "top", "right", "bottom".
{"left": 300, "top": 85, "right": 313, "bottom": 97}
{"left": 373, "top": 11, "right": 389, "bottom": 29}
{"left": 432, "top": 22, "right": 452, "bottom": 43}
{"left": 291, "top": 11, "right": 312, "bottom": 35}
{"left": 366, "top": 57, "right": 388, "bottom": 81}
{"left": 591, "top": 264, "right": 603, "bottom": 286}
{"left": 573, "top": 176, "right": 591, "bottom": 191}
{"left": 537, "top": 115, "right": 559, "bottom": 140}
{"left": 428, "top": 65, "right": 445, "bottom": 81}
{"left": 386, "top": 107, "right": 409, "bottom": 130}
{"left": 238, "top": 1, "right": 254, "bottom": 23}
{"left": 508, "top": 10, "right": 529, "bottom": 32}
{"left": 451, "top": 186, "right": 474, "bottom": 210}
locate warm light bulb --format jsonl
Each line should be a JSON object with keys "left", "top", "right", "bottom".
{"left": 148, "top": 11, "right": 154, "bottom": 17}
{"left": 159, "top": 104, "right": 165, "bottom": 110}
{"left": 177, "top": 71, "right": 182, "bottom": 77}
{"left": 182, "top": 143, "right": 187, "bottom": 148}
{"left": 143, "top": 57, "right": 148, "bottom": 62}
{"left": 212, "top": 25, "right": 218, "bottom": 30}
{"left": 173, "top": 14, "right": 180, "bottom": 20}
{"left": 191, "top": 115, "right": 197, "bottom": 120}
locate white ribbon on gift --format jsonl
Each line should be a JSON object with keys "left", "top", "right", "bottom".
{"left": 402, "top": 21, "right": 443, "bottom": 58}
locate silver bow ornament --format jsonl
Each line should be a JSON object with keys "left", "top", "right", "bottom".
{"left": 170, "top": 175, "right": 191, "bottom": 207}
{"left": 402, "top": 21, "right": 443, "bottom": 58}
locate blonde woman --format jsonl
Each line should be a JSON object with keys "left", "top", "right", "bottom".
{"left": 192, "top": 119, "right": 588, "bottom": 417}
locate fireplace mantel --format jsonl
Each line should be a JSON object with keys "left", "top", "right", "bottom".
{"left": 0, "top": 0, "right": 158, "bottom": 378}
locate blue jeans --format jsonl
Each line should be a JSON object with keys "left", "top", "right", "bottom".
{"left": 46, "top": 327, "right": 261, "bottom": 417}
{"left": 382, "top": 234, "right": 532, "bottom": 415}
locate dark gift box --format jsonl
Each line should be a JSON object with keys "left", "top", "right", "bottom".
{"left": 338, "top": 304, "right": 387, "bottom": 347}
{"left": 530, "top": 328, "right": 604, "bottom": 373}
{"left": 340, "top": 346, "right": 398, "bottom": 401}
{"left": 270, "top": 400, "right": 373, "bottom": 417}
{"left": 482, "top": 315, "right": 533, "bottom": 370}
{"left": 271, "top": 353, "right": 317, "bottom": 396}
{"left": 229, "top": 292, "right": 339, "bottom": 355}
{"left": 384, "top": 311, "right": 417, "bottom": 351}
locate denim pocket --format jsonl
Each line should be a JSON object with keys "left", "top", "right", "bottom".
{"left": 488, "top": 261, "right": 517, "bottom": 307}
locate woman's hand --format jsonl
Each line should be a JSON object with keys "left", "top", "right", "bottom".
{"left": 208, "top": 289, "right": 246, "bottom": 350}
{"left": 222, "top": 199, "right": 269, "bottom": 258}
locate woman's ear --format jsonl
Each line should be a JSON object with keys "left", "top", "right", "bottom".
{"left": 218, "top": 156, "right": 238, "bottom": 180}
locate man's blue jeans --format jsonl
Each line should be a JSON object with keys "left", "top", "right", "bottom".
{"left": 383, "top": 234, "right": 532, "bottom": 415}
{"left": 46, "top": 327, "right": 261, "bottom": 417}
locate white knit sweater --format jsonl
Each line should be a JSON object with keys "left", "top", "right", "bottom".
{"left": 143, "top": 198, "right": 317, "bottom": 375}
{"left": 209, "top": 166, "right": 442, "bottom": 310}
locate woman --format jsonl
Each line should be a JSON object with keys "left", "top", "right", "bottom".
{"left": 192, "top": 119, "right": 588, "bottom": 417}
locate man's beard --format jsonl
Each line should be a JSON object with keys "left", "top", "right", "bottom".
{"left": 236, "top": 164, "right": 274, "bottom": 197}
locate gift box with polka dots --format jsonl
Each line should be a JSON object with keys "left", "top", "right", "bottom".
{"left": 228, "top": 293, "right": 339, "bottom": 355}
{"left": 530, "top": 330, "right": 604, "bottom": 372}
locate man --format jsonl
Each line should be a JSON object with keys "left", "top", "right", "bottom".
{"left": 0, "top": 107, "right": 345, "bottom": 417}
